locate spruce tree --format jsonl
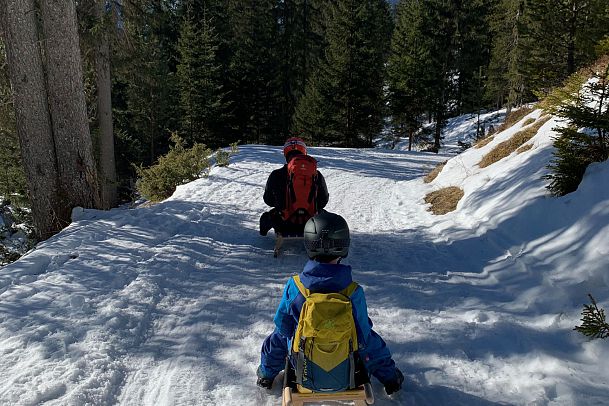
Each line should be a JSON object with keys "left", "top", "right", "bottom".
{"left": 294, "top": 0, "right": 391, "bottom": 147}
{"left": 546, "top": 58, "right": 609, "bottom": 196}
{"left": 112, "top": 0, "right": 181, "bottom": 166}
{"left": 227, "top": 0, "right": 283, "bottom": 144}
{"left": 177, "top": 1, "right": 231, "bottom": 148}
{"left": 486, "top": 0, "right": 533, "bottom": 111}
{"left": 277, "top": 0, "right": 329, "bottom": 137}
{"left": 387, "top": 0, "right": 431, "bottom": 150}
{"left": 527, "top": 0, "right": 609, "bottom": 96}
{"left": 0, "top": 40, "right": 26, "bottom": 200}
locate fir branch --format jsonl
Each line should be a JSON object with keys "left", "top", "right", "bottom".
{"left": 574, "top": 294, "right": 609, "bottom": 339}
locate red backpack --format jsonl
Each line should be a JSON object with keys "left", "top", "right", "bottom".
{"left": 282, "top": 155, "right": 318, "bottom": 225}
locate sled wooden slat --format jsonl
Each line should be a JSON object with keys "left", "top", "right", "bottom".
{"left": 282, "top": 383, "right": 374, "bottom": 406}
{"left": 274, "top": 232, "right": 304, "bottom": 257}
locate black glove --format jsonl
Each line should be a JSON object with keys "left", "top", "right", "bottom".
{"left": 384, "top": 368, "right": 404, "bottom": 395}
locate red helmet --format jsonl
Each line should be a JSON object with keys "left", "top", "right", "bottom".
{"left": 283, "top": 137, "right": 307, "bottom": 157}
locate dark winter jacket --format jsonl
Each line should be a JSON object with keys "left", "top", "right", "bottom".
{"left": 263, "top": 165, "right": 329, "bottom": 211}
{"left": 259, "top": 260, "right": 400, "bottom": 386}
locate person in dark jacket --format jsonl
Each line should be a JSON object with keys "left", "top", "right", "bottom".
{"left": 259, "top": 137, "right": 329, "bottom": 236}
{"left": 256, "top": 211, "right": 404, "bottom": 396}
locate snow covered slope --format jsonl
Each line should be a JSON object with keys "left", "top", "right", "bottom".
{"left": 1, "top": 110, "right": 607, "bottom": 405}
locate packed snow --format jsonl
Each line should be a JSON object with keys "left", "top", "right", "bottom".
{"left": 1, "top": 110, "right": 608, "bottom": 406}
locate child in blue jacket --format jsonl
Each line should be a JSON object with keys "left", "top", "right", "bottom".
{"left": 257, "top": 210, "right": 404, "bottom": 395}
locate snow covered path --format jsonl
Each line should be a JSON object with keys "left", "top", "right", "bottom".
{"left": 1, "top": 111, "right": 608, "bottom": 405}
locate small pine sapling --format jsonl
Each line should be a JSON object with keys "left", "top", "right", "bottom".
{"left": 215, "top": 148, "right": 230, "bottom": 167}
{"left": 574, "top": 294, "right": 609, "bottom": 339}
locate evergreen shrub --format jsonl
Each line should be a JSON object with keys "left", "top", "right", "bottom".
{"left": 575, "top": 294, "right": 609, "bottom": 339}
{"left": 215, "top": 149, "right": 230, "bottom": 167}
{"left": 136, "top": 133, "right": 211, "bottom": 202}
{"left": 545, "top": 56, "right": 609, "bottom": 196}
{"left": 214, "top": 141, "right": 240, "bottom": 167}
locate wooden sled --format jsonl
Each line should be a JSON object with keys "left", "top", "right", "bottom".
{"left": 282, "top": 384, "right": 374, "bottom": 406}
{"left": 281, "top": 358, "right": 374, "bottom": 406}
{"left": 274, "top": 232, "right": 304, "bottom": 258}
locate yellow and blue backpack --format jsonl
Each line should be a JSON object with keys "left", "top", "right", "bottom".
{"left": 291, "top": 275, "right": 359, "bottom": 392}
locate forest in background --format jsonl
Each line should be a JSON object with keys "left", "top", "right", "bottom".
{"left": 0, "top": 0, "right": 608, "bottom": 244}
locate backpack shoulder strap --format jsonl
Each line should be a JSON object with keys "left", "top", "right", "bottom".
{"left": 293, "top": 275, "right": 358, "bottom": 298}
{"left": 340, "top": 281, "right": 359, "bottom": 298}
{"left": 292, "top": 275, "right": 310, "bottom": 298}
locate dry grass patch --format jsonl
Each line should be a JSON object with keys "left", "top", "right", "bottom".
{"left": 479, "top": 116, "right": 551, "bottom": 168}
{"left": 488, "top": 106, "right": 534, "bottom": 137}
{"left": 522, "top": 118, "right": 536, "bottom": 126}
{"left": 516, "top": 144, "right": 533, "bottom": 154}
{"left": 474, "top": 135, "right": 494, "bottom": 149}
{"left": 425, "top": 186, "right": 464, "bottom": 215}
{"left": 424, "top": 162, "right": 446, "bottom": 183}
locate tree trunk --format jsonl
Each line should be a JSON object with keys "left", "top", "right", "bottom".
{"left": 95, "top": 1, "right": 117, "bottom": 209}
{"left": 0, "top": 0, "right": 68, "bottom": 239}
{"left": 39, "top": 0, "right": 101, "bottom": 209}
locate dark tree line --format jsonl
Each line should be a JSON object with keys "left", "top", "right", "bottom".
{"left": 0, "top": 0, "right": 608, "bottom": 240}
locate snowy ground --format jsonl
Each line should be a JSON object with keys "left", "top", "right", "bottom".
{"left": 1, "top": 110, "right": 608, "bottom": 406}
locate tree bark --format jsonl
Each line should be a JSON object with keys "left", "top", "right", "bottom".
{"left": 39, "top": 0, "right": 101, "bottom": 209}
{"left": 0, "top": 0, "right": 68, "bottom": 239}
{"left": 95, "top": 1, "right": 117, "bottom": 209}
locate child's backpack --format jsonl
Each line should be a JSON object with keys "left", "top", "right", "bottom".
{"left": 282, "top": 155, "right": 318, "bottom": 226}
{"left": 291, "top": 275, "right": 359, "bottom": 392}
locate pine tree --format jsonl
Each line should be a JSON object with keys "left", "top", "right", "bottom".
{"left": 387, "top": 0, "right": 431, "bottom": 150}
{"left": 227, "top": 0, "right": 283, "bottom": 144}
{"left": 112, "top": 0, "right": 181, "bottom": 166}
{"left": 177, "top": 1, "right": 231, "bottom": 148}
{"left": 546, "top": 57, "right": 609, "bottom": 196}
{"left": 0, "top": 40, "right": 26, "bottom": 200}
{"left": 424, "top": 0, "right": 460, "bottom": 151}
{"left": 486, "top": 0, "right": 533, "bottom": 111}
{"left": 294, "top": 0, "right": 391, "bottom": 147}
{"left": 452, "top": 0, "right": 493, "bottom": 115}
{"left": 276, "top": 0, "right": 329, "bottom": 137}
{"left": 527, "top": 0, "right": 609, "bottom": 96}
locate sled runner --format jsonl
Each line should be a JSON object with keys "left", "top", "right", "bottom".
{"left": 274, "top": 232, "right": 304, "bottom": 258}
{"left": 281, "top": 358, "right": 374, "bottom": 406}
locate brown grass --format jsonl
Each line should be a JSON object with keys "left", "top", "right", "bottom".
{"left": 478, "top": 116, "right": 551, "bottom": 168}
{"left": 522, "top": 118, "right": 536, "bottom": 126}
{"left": 424, "top": 162, "right": 446, "bottom": 183}
{"left": 487, "top": 106, "right": 534, "bottom": 137}
{"left": 474, "top": 135, "right": 494, "bottom": 149}
{"left": 425, "top": 186, "right": 464, "bottom": 215}
{"left": 516, "top": 144, "right": 533, "bottom": 154}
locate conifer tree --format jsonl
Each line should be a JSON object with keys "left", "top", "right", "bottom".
{"left": 527, "top": 0, "right": 609, "bottom": 96}
{"left": 276, "top": 0, "right": 329, "bottom": 136}
{"left": 387, "top": 0, "right": 431, "bottom": 150}
{"left": 112, "top": 0, "right": 181, "bottom": 166}
{"left": 486, "top": 0, "right": 532, "bottom": 111}
{"left": 0, "top": 40, "right": 26, "bottom": 199}
{"left": 294, "top": 0, "right": 391, "bottom": 146}
{"left": 177, "top": 1, "right": 231, "bottom": 148}
{"left": 227, "top": 0, "right": 283, "bottom": 144}
{"left": 546, "top": 57, "right": 609, "bottom": 196}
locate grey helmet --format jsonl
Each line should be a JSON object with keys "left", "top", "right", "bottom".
{"left": 304, "top": 211, "right": 350, "bottom": 259}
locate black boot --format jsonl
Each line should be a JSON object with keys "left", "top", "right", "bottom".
{"left": 259, "top": 211, "right": 273, "bottom": 236}
{"left": 256, "top": 366, "right": 273, "bottom": 389}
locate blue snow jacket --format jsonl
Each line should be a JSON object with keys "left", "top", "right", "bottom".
{"left": 259, "top": 260, "right": 399, "bottom": 385}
